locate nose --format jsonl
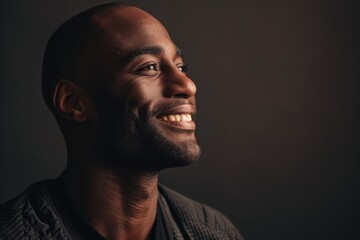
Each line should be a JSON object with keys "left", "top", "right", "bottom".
{"left": 162, "top": 68, "right": 197, "bottom": 99}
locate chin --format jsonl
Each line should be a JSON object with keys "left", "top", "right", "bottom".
{"left": 141, "top": 138, "right": 201, "bottom": 172}
{"left": 97, "top": 112, "right": 201, "bottom": 173}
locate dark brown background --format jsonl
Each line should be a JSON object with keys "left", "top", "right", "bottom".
{"left": 1, "top": 1, "right": 359, "bottom": 239}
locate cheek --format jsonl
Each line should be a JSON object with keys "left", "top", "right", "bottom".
{"left": 124, "top": 80, "right": 163, "bottom": 117}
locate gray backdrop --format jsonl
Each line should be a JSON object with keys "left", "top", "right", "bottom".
{"left": 1, "top": 1, "right": 359, "bottom": 239}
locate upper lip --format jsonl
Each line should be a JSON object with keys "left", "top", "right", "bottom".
{"left": 156, "top": 103, "right": 196, "bottom": 118}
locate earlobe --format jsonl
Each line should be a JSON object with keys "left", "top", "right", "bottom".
{"left": 53, "top": 79, "right": 88, "bottom": 122}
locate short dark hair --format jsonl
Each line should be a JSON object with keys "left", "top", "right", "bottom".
{"left": 42, "top": 2, "right": 128, "bottom": 114}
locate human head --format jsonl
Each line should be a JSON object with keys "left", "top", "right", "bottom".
{"left": 42, "top": 3, "right": 201, "bottom": 172}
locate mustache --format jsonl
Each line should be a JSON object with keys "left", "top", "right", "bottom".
{"left": 150, "top": 99, "right": 197, "bottom": 117}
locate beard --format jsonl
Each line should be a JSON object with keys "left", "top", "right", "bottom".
{"left": 96, "top": 98, "right": 201, "bottom": 173}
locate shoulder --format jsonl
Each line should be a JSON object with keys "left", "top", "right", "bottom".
{"left": 0, "top": 180, "right": 66, "bottom": 240}
{"left": 158, "top": 184, "right": 244, "bottom": 240}
{"left": 0, "top": 183, "right": 35, "bottom": 239}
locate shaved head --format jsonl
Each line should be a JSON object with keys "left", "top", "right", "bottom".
{"left": 42, "top": 3, "right": 130, "bottom": 115}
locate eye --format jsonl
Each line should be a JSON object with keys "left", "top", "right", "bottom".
{"left": 139, "top": 64, "right": 158, "bottom": 71}
{"left": 177, "top": 64, "right": 189, "bottom": 73}
{"left": 135, "top": 63, "right": 160, "bottom": 76}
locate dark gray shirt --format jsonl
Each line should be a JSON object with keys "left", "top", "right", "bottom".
{"left": 0, "top": 177, "right": 243, "bottom": 240}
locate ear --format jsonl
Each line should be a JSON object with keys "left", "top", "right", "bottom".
{"left": 53, "top": 79, "right": 89, "bottom": 122}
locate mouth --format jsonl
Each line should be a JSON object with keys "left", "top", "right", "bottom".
{"left": 158, "top": 113, "right": 193, "bottom": 122}
{"left": 156, "top": 104, "right": 196, "bottom": 131}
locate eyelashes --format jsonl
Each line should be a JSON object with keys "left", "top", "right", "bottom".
{"left": 178, "top": 64, "right": 189, "bottom": 73}
{"left": 136, "top": 63, "right": 190, "bottom": 75}
{"left": 140, "top": 64, "right": 158, "bottom": 71}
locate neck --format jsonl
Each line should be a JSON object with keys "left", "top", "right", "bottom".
{"left": 64, "top": 155, "right": 159, "bottom": 240}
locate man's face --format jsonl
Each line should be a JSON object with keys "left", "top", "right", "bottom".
{"left": 87, "top": 7, "right": 200, "bottom": 172}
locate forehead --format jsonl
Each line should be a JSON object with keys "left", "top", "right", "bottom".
{"left": 92, "top": 6, "right": 175, "bottom": 56}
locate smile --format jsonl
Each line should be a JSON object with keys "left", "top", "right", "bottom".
{"left": 156, "top": 104, "right": 196, "bottom": 130}
{"left": 158, "top": 114, "right": 192, "bottom": 122}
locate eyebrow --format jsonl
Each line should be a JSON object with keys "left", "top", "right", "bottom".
{"left": 124, "top": 46, "right": 183, "bottom": 63}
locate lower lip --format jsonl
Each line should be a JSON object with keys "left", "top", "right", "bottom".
{"left": 157, "top": 119, "right": 196, "bottom": 131}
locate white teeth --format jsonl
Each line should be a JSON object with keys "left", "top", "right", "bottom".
{"left": 160, "top": 114, "right": 192, "bottom": 122}
{"left": 181, "top": 114, "right": 192, "bottom": 121}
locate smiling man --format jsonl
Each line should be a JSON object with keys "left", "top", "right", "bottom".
{"left": 0, "top": 3, "right": 243, "bottom": 240}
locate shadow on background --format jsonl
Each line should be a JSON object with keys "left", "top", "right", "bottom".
{"left": 0, "top": 1, "right": 359, "bottom": 239}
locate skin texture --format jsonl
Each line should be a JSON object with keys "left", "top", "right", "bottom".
{"left": 52, "top": 5, "right": 200, "bottom": 240}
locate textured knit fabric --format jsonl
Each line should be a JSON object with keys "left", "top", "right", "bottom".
{"left": 0, "top": 180, "right": 243, "bottom": 240}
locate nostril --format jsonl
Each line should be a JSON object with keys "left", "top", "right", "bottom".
{"left": 174, "top": 93, "right": 188, "bottom": 98}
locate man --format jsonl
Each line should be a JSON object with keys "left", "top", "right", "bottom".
{"left": 0, "top": 3, "right": 243, "bottom": 240}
